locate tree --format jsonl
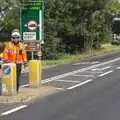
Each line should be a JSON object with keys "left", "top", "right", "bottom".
{"left": 1, "top": 0, "right": 120, "bottom": 59}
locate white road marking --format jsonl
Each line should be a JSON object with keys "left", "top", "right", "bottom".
{"left": 55, "top": 79, "right": 80, "bottom": 83}
{"left": 81, "top": 71, "right": 102, "bottom": 74}
{"left": 73, "top": 61, "right": 100, "bottom": 65}
{"left": 67, "top": 79, "right": 92, "bottom": 90}
{"left": 42, "top": 57, "right": 120, "bottom": 84}
{"left": 20, "top": 84, "right": 30, "bottom": 88}
{"left": 116, "top": 67, "right": 120, "bottom": 69}
{"left": 91, "top": 68, "right": 98, "bottom": 71}
{"left": 101, "top": 66, "right": 111, "bottom": 70}
{"left": 1, "top": 105, "right": 28, "bottom": 116}
{"left": 56, "top": 88, "right": 65, "bottom": 90}
{"left": 91, "top": 66, "right": 111, "bottom": 71}
{"left": 72, "top": 74, "right": 94, "bottom": 77}
{"left": 73, "top": 62, "right": 90, "bottom": 65}
{"left": 98, "top": 71, "right": 113, "bottom": 77}
{"left": 91, "top": 61, "right": 101, "bottom": 64}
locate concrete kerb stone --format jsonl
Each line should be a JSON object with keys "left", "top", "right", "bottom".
{"left": 0, "top": 86, "right": 57, "bottom": 104}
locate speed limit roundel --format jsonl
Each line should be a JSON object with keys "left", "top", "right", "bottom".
{"left": 28, "top": 20, "right": 38, "bottom": 31}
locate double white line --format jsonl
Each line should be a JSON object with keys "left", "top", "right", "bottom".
{"left": 42, "top": 57, "right": 120, "bottom": 84}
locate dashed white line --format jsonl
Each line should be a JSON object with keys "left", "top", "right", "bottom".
{"left": 55, "top": 79, "right": 80, "bottom": 83}
{"left": 67, "top": 79, "right": 92, "bottom": 90}
{"left": 73, "top": 62, "right": 90, "bottom": 65}
{"left": 116, "top": 67, "right": 120, "bottom": 70}
{"left": 100, "top": 66, "right": 112, "bottom": 70}
{"left": 20, "top": 84, "right": 30, "bottom": 88}
{"left": 56, "top": 88, "right": 65, "bottom": 90}
{"left": 98, "top": 71, "right": 113, "bottom": 77}
{"left": 73, "top": 61, "right": 100, "bottom": 65}
{"left": 1, "top": 105, "right": 28, "bottom": 116}
{"left": 72, "top": 74, "right": 94, "bottom": 77}
{"left": 84, "top": 71, "right": 102, "bottom": 74}
{"left": 91, "top": 66, "right": 111, "bottom": 71}
{"left": 91, "top": 68, "right": 98, "bottom": 71}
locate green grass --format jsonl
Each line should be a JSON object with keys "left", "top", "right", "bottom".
{"left": 42, "top": 44, "right": 120, "bottom": 68}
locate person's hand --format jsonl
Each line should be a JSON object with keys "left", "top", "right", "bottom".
{"left": 3, "top": 59, "right": 10, "bottom": 63}
{"left": 23, "top": 61, "right": 28, "bottom": 65}
{"left": 19, "top": 50, "right": 22, "bottom": 55}
{"left": 23, "top": 61, "right": 28, "bottom": 69}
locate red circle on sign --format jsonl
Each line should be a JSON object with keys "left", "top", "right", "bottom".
{"left": 28, "top": 20, "right": 38, "bottom": 31}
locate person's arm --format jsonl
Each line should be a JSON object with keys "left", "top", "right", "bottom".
{"left": 22, "top": 50, "right": 27, "bottom": 62}
{"left": 20, "top": 43, "right": 27, "bottom": 62}
{"left": 3, "top": 43, "right": 9, "bottom": 63}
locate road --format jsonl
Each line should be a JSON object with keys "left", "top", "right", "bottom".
{"left": 20, "top": 52, "right": 120, "bottom": 86}
{"left": 1, "top": 52, "right": 120, "bottom": 120}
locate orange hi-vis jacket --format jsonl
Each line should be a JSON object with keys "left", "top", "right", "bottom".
{"left": 3, "top": 42, "right": 27, "bottom": 63}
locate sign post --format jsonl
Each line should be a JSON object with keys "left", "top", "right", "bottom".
{"left": 20, "top": 0, "right": 43, "bottom": 87}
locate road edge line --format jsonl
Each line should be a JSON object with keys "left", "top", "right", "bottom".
{"left": 67, "top": 79, "right": 92, "bottom": 90}
{"left": 1, "top": 105, "right": 28, "bottom": 116}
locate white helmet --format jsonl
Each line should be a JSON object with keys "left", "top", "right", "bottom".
{"left": 11, "top": 29, "right": 20, "bottom": 37}
{"left": 11, "top": 32, "right": 20, "bottom": 37}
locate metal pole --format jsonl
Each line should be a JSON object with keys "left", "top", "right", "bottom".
{"left": 0, "top": 78, "right": 2, "bottom": 95}
{"left": 31, "top": 51, "right": 34, "bottom": 60}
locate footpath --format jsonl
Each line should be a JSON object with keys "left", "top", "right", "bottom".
{"left": 0, "top": 85, "right": 57, "bottom": 115}
{"left": 0, "top": 86, "right": 57, "bottom": 104}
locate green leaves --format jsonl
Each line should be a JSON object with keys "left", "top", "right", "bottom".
{"left": 0, "top": 0, "right": 120, "bottom": 59}
{"left": 43, "top": 0, "right": 118, "bottom": 58}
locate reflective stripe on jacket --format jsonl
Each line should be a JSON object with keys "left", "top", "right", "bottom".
{"left": 0, "top": 53, "right": 3, "bottom": 59}
{"left": 3, "top": 42, "right": 27, "bottom": 63}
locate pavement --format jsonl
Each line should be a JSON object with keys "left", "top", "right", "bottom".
{"left": 0, "top": 86, "right": 57, "bottom": 104}
{"left": 0, "top": 85, "right": 57, "bottom": 116}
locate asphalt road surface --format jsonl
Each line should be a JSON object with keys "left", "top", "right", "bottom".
{"left": 1, "top": 52, "right": 120, "bottom": 120}
{"left": 20, "top": 51, "right": 120, "bottom": 86}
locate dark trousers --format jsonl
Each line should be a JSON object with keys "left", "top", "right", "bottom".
{"left": 16, "top": 63, "right": 22, "bottom": 92}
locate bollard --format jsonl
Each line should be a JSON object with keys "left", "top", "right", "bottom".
{"left": 2, "top": 63, "right": 17, "bottom": 96}
{"left": 29, "top": 60, "right": 42, "bottom": 88}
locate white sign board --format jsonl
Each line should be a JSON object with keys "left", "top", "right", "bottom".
{"left": 23, "top": 32, "right": 36, "bottom": 40}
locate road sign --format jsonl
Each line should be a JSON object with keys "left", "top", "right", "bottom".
{"left": 23, "top": 32, "right": 36, "bottom": 40}
{"left": 2, "top": 65, "right": 11, "bottom": 75}
{"left": 20, "top": 0, "right": 44, "bottom": 43}
{"left": 28, "top": 20, "right": 38, "bottom": 31}
{"left": 23, "top": 41, "right": 41, "bottom": 51}
{"left": 22, "top": 0, "right": 43, "bottom": 10}
{"left": 2, "top": 63, "right": 17, "bottom": 95}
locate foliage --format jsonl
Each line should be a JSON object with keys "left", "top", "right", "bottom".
{"left": 0, "top": 0, "right": 120, "bottom": 59}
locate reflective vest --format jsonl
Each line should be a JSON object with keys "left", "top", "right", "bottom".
{"left": 0, "top": 53, "right": 3, "bottom": 64}
{"left": 3, "top": 42, "right": 27, "bottom": 63}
